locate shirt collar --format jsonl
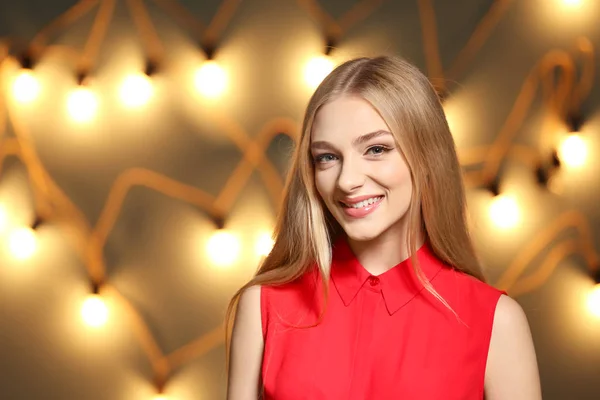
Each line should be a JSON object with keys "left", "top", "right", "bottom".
{"left": 330, "top": 235, "right": 444, "bottom": 315}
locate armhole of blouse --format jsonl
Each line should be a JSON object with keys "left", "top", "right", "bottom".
{"left": 480, "top": 289, "right": 507, "bottom": 398}
{"left": 260, "top": 285, "right": 268, "bottom": 340}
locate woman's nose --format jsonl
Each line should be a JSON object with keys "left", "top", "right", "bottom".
{"left": 336, "top": 159, "right": 365, "bottom": 193}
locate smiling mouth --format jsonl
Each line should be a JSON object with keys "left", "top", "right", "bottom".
{"left": 340, "top": 195, "right": 385, "bottom": 209}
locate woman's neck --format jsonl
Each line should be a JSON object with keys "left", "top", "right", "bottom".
{"left": 346, "top": 218, "right": 425, "bottom": 276}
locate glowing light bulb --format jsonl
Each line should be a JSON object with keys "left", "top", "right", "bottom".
{"left": 304, "top": 55, "right": 334, "bottom": 89}
{"left": 12, "top": 70, "right": 40, "bottom": 103}
{"left": 255, "top": 231, "right": 274, "bottom": 257}
{"left": 562, "top": 0, "right": 582, "bottom": 7}
{"left": 194, "top": 61, "right": 227, "bottom": 98}
{"left": 81, "top": 295, "right": 109, "bottom": 327}
{"left": 558, "top": 134, "right": 587, "bottom": 168}
{"left": 8, "top": 227, "right": 37, "bottom": 260}
{"left": 587, "top": 284, "right": 600, "bottom": 318}
{"left": 489, "top": 194, "right": 520, "bottom": 229}
{"left": 152, "top": 396, "right": 169, "bottom": 400}
{"left": 206, "top": 230, "right": 240, "bottom": 267}
{"left": 444, "top": 106, "right": 458, "bottom": 137}
{"left": 120, "top": 73, "right": 153, "bottom": 108}
{"left": 67, "top": 87, "right": 98, "bottom": 123}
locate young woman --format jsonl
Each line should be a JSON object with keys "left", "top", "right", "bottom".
{"left": 226, "top": 56, "right": 542, "bottom": 399}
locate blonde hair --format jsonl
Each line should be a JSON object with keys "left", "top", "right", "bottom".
{"left": 224, "top": 54, "right": 486, "bottom": 361}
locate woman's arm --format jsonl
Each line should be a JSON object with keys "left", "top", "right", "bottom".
{"left": 485, "top": 295, "right": 542, "bottom": 399}
{"left": 227, "top": 285, "right": 264, "bottom": 400}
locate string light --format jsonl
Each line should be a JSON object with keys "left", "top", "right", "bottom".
{"left": 81, "top": 294, "right": 109, "bottom": 328}
{"left": 304, "top": 55, "right": 334, "bottom": 89}
{"left": 489, "top": 194, "right": 520, "bottom": 230}
{"left": 484, "top": 175, "right": 501, "bottom": 198}
{"left": 194, "top": 61, "right": 227, "bottom": 98}
{"left": 119, "top": 73, "right": 154, "bottom": 108}
{"left": 562, "top": 0, "right": 583, "bottom": 7}
{"left": 12, "top": 69, "right": 41, "bottom": 103}
{"left": 255, "top": 231, "right": 275, "bottom": 257}
{"left": 7, "top": 226, "right": 38, "bottom": 260}
{"left": 558, "top": 134, "right": 588, "bottom": 168}
{"left": 206, "top": 230, "right": 240, "bottom": 267}
{"left": 444, "top": 106, "right": 459, "bottom": 138}
{"left": 587, "top": 275, "right": 600, "bottom": 318}
{"left": 67, "top": 86, "right": 99, "bottom": 123}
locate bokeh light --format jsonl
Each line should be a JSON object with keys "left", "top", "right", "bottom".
{"left": 255, "top": 231, "right": 274, "bottom": 257}
{"left": 304, "top": 55, "right": 334, "bottom": 89}
{"left": 194, "top": 61, "right": 227, "bottom": 98}
{"left": 81, "top": 295, "right": 109, "bottom": 328}
{"left": 444, "top": 106, "right": 459, "bottom": 137}
{"left": 67, "top": 87, "right": 99, "bottom": 123}
{"left": 206, "top": 230, "right": 240, "bottom": 267}
{"left": 8, "top": 227, "right": 37, "bottom": 260}
{"left": 489, "top": 194, "right": 520, "bottom": 230}
{"left": 587, "top": 284, "right": 600, "bottom": 318}
{"left": 120, "top": 73, "right": 154, "bottom": 108}
{"left": 558, "top": 134, "right": 588, "bottom": 168}
{"left": 12, "top": 69, "right": 40, "bottom": 103}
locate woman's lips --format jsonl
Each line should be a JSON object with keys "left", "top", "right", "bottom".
{"left": 340, "top": 195, "right": 384, "bottom": 218}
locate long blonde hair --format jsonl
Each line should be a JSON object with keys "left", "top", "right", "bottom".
{"left": 224, "top": 54, "right": 486, "bottom": 358}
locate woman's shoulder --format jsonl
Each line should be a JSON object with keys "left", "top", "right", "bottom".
{"left": 259, "top": 268, "right": 324, "bottom": 329}
{"left": 261, "top": 268, "right": 322, "bottom": 306}
{"left": 438, "top": 265, "right": 505, "bottom": 297}
{"left": 433, "top": 266, "right": 507, "bottom": 316}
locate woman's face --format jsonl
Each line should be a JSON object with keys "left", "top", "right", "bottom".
{"left": 310, "top": 95, "right": 413, "bottom": 243}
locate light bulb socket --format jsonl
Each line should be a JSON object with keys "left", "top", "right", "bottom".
{"left": 145, "top": 59, "right": 159, "bottom": 76}
{"left": 76, "top": 68, "right": 91, "bottom": 86}
{"left": 212, "top": 215, "right": 226, "bottom": 230}
{"left": 566, "top": 112, "right": 584, "bottom": 133}
{"left": 324, "top": 36, "right": 337, "bottom": 56}
{"left": 31, "top": 216, "right": 44, "bottom": 230}
{"left": 91, "top": 280, "right": 103, "bottom": 294}
{"left": 534, "top": 165, "right": 549, "bottom": 186}
{"left": 202, "top": 42, "right": 216, "bottom": 60}
{"left": 154, "top": 373, "right": 167, "bottom": 394}
{"left": 593, "top": 267, "right": 600, "bottom": 284}
{"left": 19, "top": 51, "right": 35, "bottom": 70}
{"left": 551, "top": 149, "right": 561, "bottom": 168}
{"left": 484, "top": 176, "right": 501, "bottom": 197}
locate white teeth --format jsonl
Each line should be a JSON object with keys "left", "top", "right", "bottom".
{"left": 347, "top": 196, "right": 382, "bottom": 209}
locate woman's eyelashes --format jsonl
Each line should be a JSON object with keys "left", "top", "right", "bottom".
{"left": 312, "top": 145, "right": 394, "bottom": 165}
{"left": 313, "top": 153, "right": 338, "bottom": 164}
{"left": 365, "top": 145, "right": 393, "bottom": 156}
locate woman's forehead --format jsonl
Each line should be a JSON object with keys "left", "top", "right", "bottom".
{"left": 311, "top": 97, "right": 390, "bottom": 143}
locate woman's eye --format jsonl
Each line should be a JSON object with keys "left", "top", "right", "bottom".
{"left": 366, "top": 145, "right": 389, "bottom": 155}
{"left": 314, "top": 154, "right": 337, "bottom": 163}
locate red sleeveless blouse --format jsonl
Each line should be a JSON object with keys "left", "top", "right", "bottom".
{"left": 260, "top": 237, "right": 505, "bottom": 399}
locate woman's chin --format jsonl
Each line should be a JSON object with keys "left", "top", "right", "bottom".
{"left": 342, "top": 225, "right": 383, "bottom": 243}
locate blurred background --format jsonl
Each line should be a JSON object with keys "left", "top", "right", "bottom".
{"left": 0, "top": 0, "right": 599, "bottom": 399}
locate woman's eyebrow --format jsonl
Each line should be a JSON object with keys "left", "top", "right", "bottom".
{"left": 310, "top": 140, "right": 334, "bottom": 151}
{"left": 311, "top": 130, "right": 392, "bottom": 151}
{"left": 352, "top": 130, "right": 392, "bottom": 146}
